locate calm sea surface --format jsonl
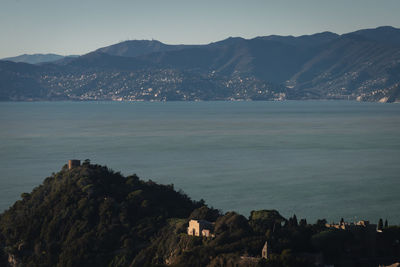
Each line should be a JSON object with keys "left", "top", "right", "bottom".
{"left": 0, "top": 101, "right": 399, "bottom": 223}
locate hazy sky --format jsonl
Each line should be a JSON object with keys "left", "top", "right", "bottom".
{"left": 1, "top": 0, "right": 399, "bottom": 58}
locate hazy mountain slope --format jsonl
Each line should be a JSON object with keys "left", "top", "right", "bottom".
{"left": 257, "top": 31, "right": 339, "bottom": 48}
{"left": 288, "top": 33, "right": 400, "bottom": 101}
{"left": 0, "top": 61, "right": 46, "bottom": 100}
{"left": 1, "top": 54, "right": 68, "bottom": 64}
{"left": 347, "top": 26, "right": 400, "bottom": 46}
{"left": 61, "top": 52, "right": 149, "bottom": 71}
{"left": 137, "top": 36, "right": 320, "bottom": 84}
{"left": 96, "top": 40, "right": 196, "bottom": 58}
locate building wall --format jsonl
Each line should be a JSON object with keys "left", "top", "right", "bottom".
{"left": 188, "top": 220, "right": 201, "bottom": 236}
{"left": 202, "top": 229, "right": 211, "bottom": 237}
{"left": 262, "top": 241, "right": 268, "bottom": 259}
{"left": 187, "top": 219, "right": 213, "bottom": 237}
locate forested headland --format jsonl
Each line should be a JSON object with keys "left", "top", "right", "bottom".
{"left": 0, "top": 161, "right": 399, "bottom": 267}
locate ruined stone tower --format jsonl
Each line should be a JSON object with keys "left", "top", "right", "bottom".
{"left": 68, "top": 159, "right": 81, "bottom": 170}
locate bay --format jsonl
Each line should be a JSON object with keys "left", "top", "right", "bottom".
{"left": 0, "top": 101, "right": 399, "bottom": 223}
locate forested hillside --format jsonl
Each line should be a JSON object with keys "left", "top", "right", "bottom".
{"left": 0, "top": 162, "right": 399, "bottom": 266}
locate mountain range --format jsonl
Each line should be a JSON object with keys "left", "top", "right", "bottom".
{"left": 1, "top": 26, "right": 400, "bottom": 102}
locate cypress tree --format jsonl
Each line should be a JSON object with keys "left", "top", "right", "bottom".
{"left": 378, "top": 218, "right": 383, "bottom": 230}
{"left": 292, "top": 214, "right": 298, "bottom": 227}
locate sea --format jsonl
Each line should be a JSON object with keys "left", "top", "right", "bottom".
{"left": 0, "top": 101, "right": 399, "bottom": 224}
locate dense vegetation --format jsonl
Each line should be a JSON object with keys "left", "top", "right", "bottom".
{"left": 0, "top": 162, "right": 399, "bottom": 267}
{"left": 0, "top": 161, "right": 201, "bottom": 266}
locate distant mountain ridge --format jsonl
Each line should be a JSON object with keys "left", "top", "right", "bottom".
{"left": 1, "top": 26, "right": 400, "bottom": 102}
{"left": 95, "top": 39, "right": 198, "bottom": 58}
{"left": 346, "top": 26, "right": 400, "bottom": 46}
{"left": 1, "top": 54, "right": 78, "bottom": 64}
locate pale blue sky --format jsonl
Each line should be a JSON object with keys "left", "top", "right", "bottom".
{"left": 1, "top": 0, "right": 399, "bottom": 58}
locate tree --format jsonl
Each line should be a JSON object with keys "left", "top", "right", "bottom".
{"left": 384, "top": 219, "right": 388, "bottom": 229}
{"left": 378, "top": 218, "right": 383, "bottom": 230}
{"left": 299, "top": 218, "right": 307, "bottom": 227}
{"left": 288, "top": 214, "right": 298, "bottom": 227}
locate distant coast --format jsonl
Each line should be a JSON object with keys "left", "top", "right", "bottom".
{"left": 1, "top": 26, "right": 400, "bottom": 103}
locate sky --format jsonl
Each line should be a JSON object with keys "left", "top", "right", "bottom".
{"left": 1, "top": 0, "right": 400, "bottom": 58}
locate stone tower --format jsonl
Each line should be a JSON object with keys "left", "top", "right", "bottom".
{"left": 68, "top": 159, "right": 81, "bottom": 170}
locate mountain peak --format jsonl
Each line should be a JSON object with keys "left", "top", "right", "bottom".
{"left": 345, "top": 26, "right": 400, "bottom": 46}
{"left": 95, "top": 39, "right": 192, "bottom": 58}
